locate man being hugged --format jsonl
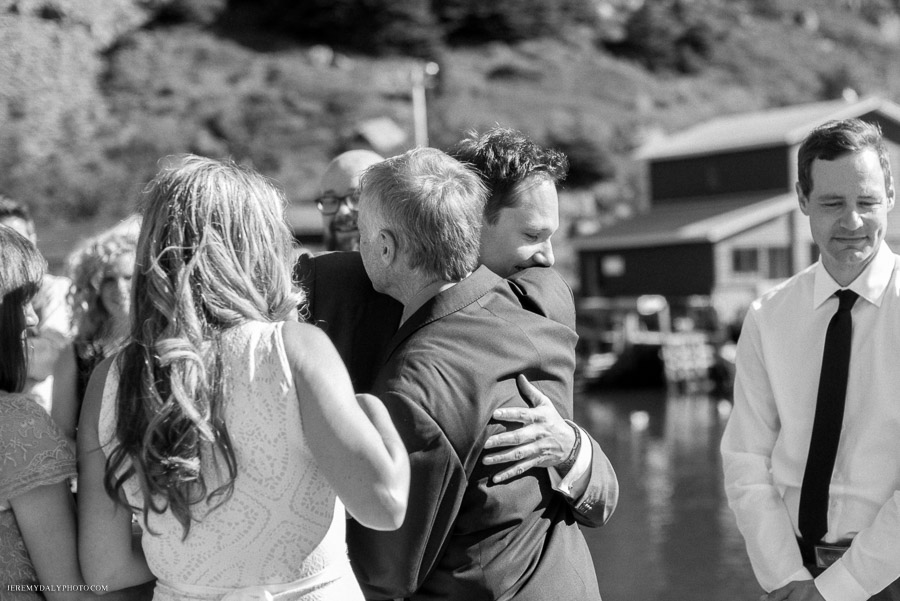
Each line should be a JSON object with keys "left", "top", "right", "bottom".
{"left": 347, "top": 147, "right": 602, "bottom": 601}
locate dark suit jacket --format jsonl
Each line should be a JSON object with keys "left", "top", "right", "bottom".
{"left": 347, "top": 266, "right": 599, "bottom": 601}
{"left": 295, "top": 251, "right": 616, "bottom": 526}
{"left": 295, "top": 251, "right": 403, "bottom": 393}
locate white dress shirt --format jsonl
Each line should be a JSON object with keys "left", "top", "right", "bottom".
{"left": 549, "top": 423, "right": 592, "bottom": 499}
{"left": 721, "top": 242, "right": 900, "bottom": 601}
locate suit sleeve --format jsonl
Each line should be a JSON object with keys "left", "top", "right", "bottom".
{"left": 568, "top": 433, "right": 619, "bottom": 528}
{"left": 506, "top": 267, "right": 576, "bottom": 330}
{"left": 347, "top": 390, "right": 467, "bottom": 600}
{"left": 508, "top": 269, "right": 618, "bottom": 527}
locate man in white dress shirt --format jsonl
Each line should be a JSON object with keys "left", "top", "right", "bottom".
{"left": 721, "top": 118, "right": 900, "bottom": 601}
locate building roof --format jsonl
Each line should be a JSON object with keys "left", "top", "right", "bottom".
{"left": 635, "top": 96, "right": 900, "bottom": 161}
{"left": 353, "top": 117, "right": 408, "bottom": 155}
{"left": 573, "top": 192, "right": 797, "bottom": 251}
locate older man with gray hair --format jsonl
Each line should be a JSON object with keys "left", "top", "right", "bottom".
{"left": 347, "top": 147, "right": 602, "bottom": 601}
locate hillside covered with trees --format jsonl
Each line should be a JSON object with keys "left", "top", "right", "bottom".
{"left": 4, "top": 0, "right": 900, "bottom": 265}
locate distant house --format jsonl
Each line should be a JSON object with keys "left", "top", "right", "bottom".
{"left": 350, "top": 116, "right": 408, "bottom": 156}
{"left": 573, "top": 96, "right": 900, "bottom": 324}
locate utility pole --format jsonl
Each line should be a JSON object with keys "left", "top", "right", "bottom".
{"left": 411, "top": 61, "right": 440, "bottom": 147}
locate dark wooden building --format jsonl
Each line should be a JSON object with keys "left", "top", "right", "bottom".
{"left": 575, "top": 96, "right": 900, "bottom": 324}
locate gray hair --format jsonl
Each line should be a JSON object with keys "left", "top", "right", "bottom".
{"left": 360, "top": 147, "right": 486, "bottom": 281}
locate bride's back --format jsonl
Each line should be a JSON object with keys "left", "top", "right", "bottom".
{"left": 100, "top": 321, "right": 356, "bottom": 599}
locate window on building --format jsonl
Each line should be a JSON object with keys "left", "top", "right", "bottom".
{"left": 582, "top": 254, "right": 600, "bottom": 296}
{"left": 705, "top": 165, "right": 720, "bottom": 191}
{"left": 766, "top": 247, "right": 791, "bottom": 279}
{"left": 732, "top": 248, "right": 759, "bottom": 274}
{"left": 602, "top": 255, "right": 625, "bottom": 277}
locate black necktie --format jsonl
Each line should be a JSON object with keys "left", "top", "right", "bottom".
{"left": 799, "top": 289, "right": 859, "bottom": 545}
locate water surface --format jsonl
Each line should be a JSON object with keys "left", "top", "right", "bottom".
{"left": 577, "top": 387, "right": 761, "bottom": 601}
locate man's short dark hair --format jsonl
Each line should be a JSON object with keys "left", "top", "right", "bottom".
{"left": 0, "top": 196, "right": 33, "bottom": 225}
{"left": 452, "top": 127, "right": 568, "bottom": 225}
{"left": 797, "top": 118, "right": 894, "bottom": 201}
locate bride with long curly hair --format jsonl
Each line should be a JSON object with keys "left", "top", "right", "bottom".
{"left": 77, "top": 155, "right": 409, "bottom": 601}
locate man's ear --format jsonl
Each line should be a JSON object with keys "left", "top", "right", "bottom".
{"left": 796, "top": 181, "right": 810, "bottom": 216}
{"left": 378, "top": 228, "right": 398, "bottom": 266}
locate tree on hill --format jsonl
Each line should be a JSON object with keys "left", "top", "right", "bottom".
{"left": 603, "top": 0, "right": 720, "bottom": 73}
{"left": 237, "top": 0, "right": 442, "bottom": 57}
{"left": 436, "top": 0, "right": 596, "bottom": 44}
{"left": 234, "top": 0, "right": 597, "bottom": 55}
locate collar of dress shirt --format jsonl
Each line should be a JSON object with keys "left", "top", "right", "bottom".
{"left": 813, "top": 241, "right": 895, "bottom": 309}
{"left": 399, "top": 279, "right": 459, "bottom": 327}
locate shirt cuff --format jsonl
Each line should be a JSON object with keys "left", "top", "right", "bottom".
{"left": 815, "top": 560, "right": 869, "bottom": 601}
{"left": 773, "top": 567, "right": 813, "bottom": 591}
{"left": 549, "top": 423, "right": 592, "bottom": 499}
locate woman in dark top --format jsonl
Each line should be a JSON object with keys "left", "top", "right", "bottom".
{"left": 51, "top": 219, "right": 138, "bottom": 441}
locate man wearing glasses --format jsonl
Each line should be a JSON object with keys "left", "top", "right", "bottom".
{"left": 316, "top": 149, "right": 384, "bottom": 251}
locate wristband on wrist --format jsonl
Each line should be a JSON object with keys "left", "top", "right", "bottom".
{"left": 557, "top": 422, "right": 581, "bottom": 476}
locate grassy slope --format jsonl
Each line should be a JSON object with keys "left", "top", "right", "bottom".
{"left": 101, "top": 3, "right": 900, "bottom": 194}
